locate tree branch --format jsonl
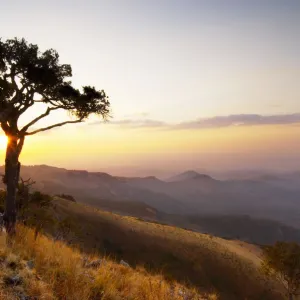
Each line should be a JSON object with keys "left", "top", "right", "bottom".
{"left": 39, "top": 92, "right": 69, "bottom": 108}
{"left": 20, "top": 106, "right": 62, "bottom": 133}
{"left": 19, "top": 81, "right": 30, "bottom": 93}
{"left": 0, "top": 111, "right": 8, "bottom": 123}
{"left": 15, "top": 88, "right": 35, "bottom": 115}
{"left": 10, "top": 66, "right": 19, "bottom": 92}
{"left": 24, "top": 119, "right": 83, "bottom": 136}
{"left": 20, "top": 177, "right": 36, "bottom": 186}
{"left": 17, "top": 101, "right": 35, "bottom": 116}
{"left": 1, "top": 121, "right": 10, "bottom": 135}
{"left": 17, "top": 136, "right": 25, "bottom": 156}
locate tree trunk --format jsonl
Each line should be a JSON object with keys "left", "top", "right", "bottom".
{"left": 3, "top": 135, "right": 20, "bottom": 236}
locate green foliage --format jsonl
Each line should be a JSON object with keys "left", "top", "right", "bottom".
{"left": 30, "top": 191, "right": 52, "bottom": 207}
{"left": 25, "top": 206, "right": 56, "bottom": 229}
{"left": 19, "top": 191, "right": 55, "bottom": 231}
{"left": 56, "top": 194, "right": 76, "bottom": 202}
{"left": 262, "top": 242, "right": 300, "bottom": 299}
{"left": 18, "top": 191, "right": 79, "bottom": 241}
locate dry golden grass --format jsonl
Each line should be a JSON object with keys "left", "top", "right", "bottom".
{"left": 17, "top": 197, "right": 285, "bottom": 299}
{"left": 0, "top": 233, "right": 55, "bottom": 300}
{"left": 0, "top": 226, "right": 217, "bottom": 300}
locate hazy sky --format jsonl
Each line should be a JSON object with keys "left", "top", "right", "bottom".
{"left": 1, "top": 0, "right": 300, "bottom": 175}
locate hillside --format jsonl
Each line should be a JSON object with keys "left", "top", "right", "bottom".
{"left": 14, "top": 166, "right": 300, "bottom": 229}
{"left": 0, "top": 226, "right": 214, "bottom": 300}
{"left": 16, "top": 196, "right": 285, "bottom": 300}
{"left": 1, "top": 165, "right": 300, "bottom": 244}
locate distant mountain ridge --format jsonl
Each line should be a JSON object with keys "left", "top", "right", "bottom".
{"left": 167, "top": 170, "right": 214, "bottom": 182}
{"left": 1, "top": 164, "right": 300, "bottom": 234}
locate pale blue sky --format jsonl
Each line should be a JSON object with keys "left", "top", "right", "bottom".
{"left": 1, "top": 0, "right": 300, "bottom": 124}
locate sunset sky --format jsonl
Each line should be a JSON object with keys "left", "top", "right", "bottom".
{"left": 1, "top": 0, "right": 300, "bottom": 176}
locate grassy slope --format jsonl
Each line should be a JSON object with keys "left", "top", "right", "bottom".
{"left": 0, "top": 232, "right": 55, "bottom": 300}
{"left": 32, "top": 197, "right": 284, "bottom": 300}
{"left": 0, "top": 226, "right": 213, "bottom": 300}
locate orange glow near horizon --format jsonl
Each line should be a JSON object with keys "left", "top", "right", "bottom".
{"left": 0, "top": 123, "right": 298, "bottom": 172}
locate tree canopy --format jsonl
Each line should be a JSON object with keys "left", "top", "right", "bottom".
{"left": 0, "top": 37, "right": 110, "bottom": 138}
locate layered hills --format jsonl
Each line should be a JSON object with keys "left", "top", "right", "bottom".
{"left": 1, "top": 164, "right": 299, "bottom": 244}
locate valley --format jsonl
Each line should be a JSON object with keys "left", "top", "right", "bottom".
{"left": 1, "top": 165, "right": 299, "bottom": 245}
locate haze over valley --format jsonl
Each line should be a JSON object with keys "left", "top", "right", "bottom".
{"left": 2, "top": 164, "right": 299, "bottom": 245}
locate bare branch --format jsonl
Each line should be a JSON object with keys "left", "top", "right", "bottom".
{"left": 20, "top": 177, "right": 36, "bottom": 187}
{"left": 20, "top": 106, "right": 62, "bottom": 132}
{"left": 25, "top": 119, "right": 83, "bottom": 136}
{"left": 17, "top": 101, "right": 34, "bottom": 116}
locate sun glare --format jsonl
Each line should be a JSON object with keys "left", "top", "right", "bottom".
{"left": 0, "top": 135, "right": 8, "bottom": 150}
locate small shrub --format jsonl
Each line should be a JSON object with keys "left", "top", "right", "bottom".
{"left": 30, "top": 191, "right": 52, "bottom": 206}
{"left": 261, "top": 242, "right": 300, "bottom": 300}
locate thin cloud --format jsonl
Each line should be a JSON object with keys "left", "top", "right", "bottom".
{"left": 89, "top": 113, "right": 300, "bottom": 130}
{"left": 175, "top": 114, "right": 300, "bottom": 129}
{"left": 110, "top": 119, "right": 167, "bottom": 128}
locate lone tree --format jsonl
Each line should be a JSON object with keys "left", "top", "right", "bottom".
{"left": 261, "top": 242, "right": 300, "bottom": 300}
{"left": 0, "top": 38, "right": 110, "bottom": 235}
